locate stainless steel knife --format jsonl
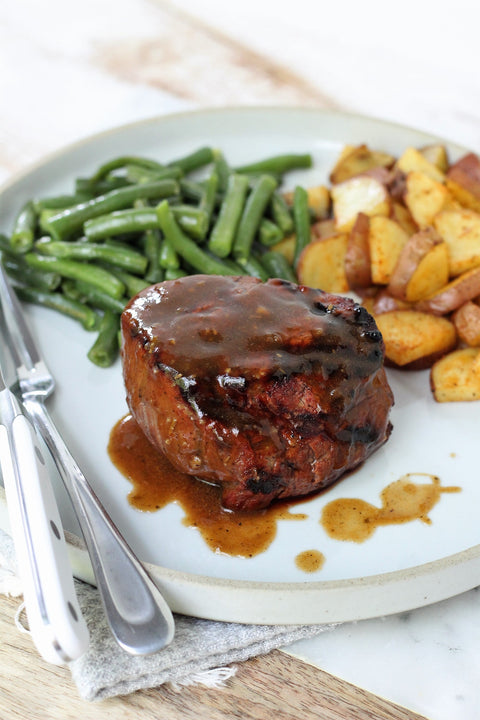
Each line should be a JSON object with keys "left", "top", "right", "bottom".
{"left": 0, "top": 263, "right": 175, "bottom": 655}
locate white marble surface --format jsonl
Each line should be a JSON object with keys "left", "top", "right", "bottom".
{"left": 179, "top": 0, "right": 480, "bottom": 154}
{"left": 287, "top": 589, "right": 480, "bottom": 719}
{"left": 2, "top": 1, "right": 480, "bottom": 718}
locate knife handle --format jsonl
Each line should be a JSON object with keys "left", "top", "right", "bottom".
{"left": 0, "top": 414, "right": 89, "bottom": 664}
{"left": 24, "top": 398, "right": 175, "bottom": 655}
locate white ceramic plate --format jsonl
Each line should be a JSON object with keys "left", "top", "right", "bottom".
{"left": 1, "top": 108, "right": 479, "bottom": 625}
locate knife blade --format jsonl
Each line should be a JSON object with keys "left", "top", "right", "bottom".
{"left": 0, "top": 364, "right": 89, "bottom": 664}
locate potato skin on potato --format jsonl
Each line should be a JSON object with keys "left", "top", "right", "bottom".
{"left": 415, "top": 267, "right": 480, "bottom": 315}
{"left": 372, "top": 289, "right": 411, "bottom": 315}
{"left": 446, "top": 153, "right": 480, "bottom": 213}
{"left": 345, "top": 212, "right": 372, "bottom": 289}
{"left": 387, "top": 228, "right": 449, "bottom": 302}
{"left": 452, "top": 301, "right": 480, "bottom": 346}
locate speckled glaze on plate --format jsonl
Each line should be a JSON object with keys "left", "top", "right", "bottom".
{"left": 0, "top": 108, "right": 478, "bottom": 624}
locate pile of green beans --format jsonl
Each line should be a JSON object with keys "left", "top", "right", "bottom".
{"left": 1, "top": 147, "right": 316, "bottom": 367}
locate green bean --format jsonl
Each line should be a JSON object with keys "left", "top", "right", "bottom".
{"left": 292, "top": 185, "right": 311, "bottom": 267}
{"left": 141, "top": 230, "right": 163, "bottom": 283}
{"left": 11, "top": 201, "right": 37, "bottom": 252}
{"left": 213, "top": 254, "right": 246, "bottom": 274}
{"left": 124, "top": 165, "right": 154, "bottom": 184}
{"left": 2, "top": 255, "right": 62, "bottom": 292}
{"left": 85, "top": 156, "right": 166, "bottom": 187}
{"left": 159, "top": 236, "right": 180, "bottom": 270}
{"left": 208, "top": 173, "right": 249, "bottom": 258}
{"left": 260, "top": 250, "right": 297, "bottom": 282}
{"left": 132, "top": 198, "right": 163, "bottom": 282}
{"left": 157, "top": 200, "right": 246, "bottom": 276}
{"left": 164, "top": 267, "right": 188, "bottom": 280}
{"left": 33, "top": 192, "right": 93, "bottom": 212}
{"left": 87, "top": 310, "right": 121, "bottom": 367}
{"left": 125, "top": 164, "right": 183, "bottom": 184}
{"left": 83, "top": 205, "right": 208, "bottom": 242}
{"left": 100, "top": 265, "right": 149, "bottom": 298}
{"left": 75, "top": 176, "right": 131, "bottom": 195}
{"left": 42, "top": 179, "right": 179, "bottom": 240}
{"left": 212, "top": 149, "right": 230, "bottom": 193}
{"left": 235, "top": 153, "right": 312, "bottom": 176}
{"left": 15, "top": 286, "right": 99, "bottom": 330}
{"left": 0, "top": 233, "right": 25, "bottom": 256}
{"left": 104, "top": 237, "right": 138, "bottom": 251}
{"left": 198, "top": 171, "right": 219, "bottom": 236}
{"left": 35, "top": 239, "right": 148, "bottom": 275}
{"left": 236, "top": 255, "right": 269, "bottom": 281}
{"left": 83, "top": 208, "right": 158, "bottom": 240}
{"left": 67, "top": 279, "right": 128, "bottom": 313}
{"left": 178, "top": 179, "right": 205, "bottom": 203}
{"left": 24, "top": 253, "right": 125, "bottom": 299}
{"left": 172, "top": 205, "right": 209, "bottom": 240}
{"left": 245, "top": 172, "right": 282, "bottom": 186}
{"left": 258, "top": 218, "right": 284, "bottom": 247}
{"left": 167, "top": 146, "right": 214, "bottom": 174}
{"left": 233, "top": 175, "right": 277, "bottom": 260}
{"left": 61, "top": 279, "right": 83, "bottom": 302}
{"left": 270, "top": 192, "right": 294, "bottom": 235}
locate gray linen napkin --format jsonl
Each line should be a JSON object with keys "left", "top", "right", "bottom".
{"left": 71, "top": 581, "right": 329, "bottom": 701}
{"left": 0, "top": 529, "right": 333, "bottom": 701}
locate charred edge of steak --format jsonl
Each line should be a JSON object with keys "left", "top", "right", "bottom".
{"left": 334, "top": 423, "right": 383, "bottom": 444}
{"left": 246, "top": 471, "right": 286, "bottom": 497}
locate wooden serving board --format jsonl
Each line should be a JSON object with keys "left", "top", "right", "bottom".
{"left": 0, "top": 594, "right": 426, "bottom": 720}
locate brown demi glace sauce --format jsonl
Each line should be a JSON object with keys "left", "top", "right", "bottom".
{"left": 109, "top": 414, "right": 308, "bottom": 559}
{"left": 108, "top": 414, "right": 461, "bottom": 568}
{"left": 321, "top": 474, "right": 461, "bottom": 543}
{"left": 295, "top": 550, "right": 326, "bottom": 573}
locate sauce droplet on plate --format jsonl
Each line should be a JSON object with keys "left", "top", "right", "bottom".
{"left": 320, "top": 474, "right": 461, "bottom": 543}
{"left": 295, "top": 550, "right": 325, "bottom": 573}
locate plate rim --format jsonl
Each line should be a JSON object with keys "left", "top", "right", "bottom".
{"left": 0, "top": 105, "right": 468, "bottom": 199}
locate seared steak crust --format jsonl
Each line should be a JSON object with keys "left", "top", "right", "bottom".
{"left": 121, "top": 275, "right": 394, "bottom": 510}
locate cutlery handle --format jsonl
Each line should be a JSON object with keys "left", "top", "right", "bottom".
{"left": 0, "top": 414, "right": 89, "bottom": 664}
{"left": 24, "top": 398, "right": 175, "bottom": 655}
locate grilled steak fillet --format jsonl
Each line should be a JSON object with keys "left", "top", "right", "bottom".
{"left": 121, "top": 275, "right": 394, "bottom": 511}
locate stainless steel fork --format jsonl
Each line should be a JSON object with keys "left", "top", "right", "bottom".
{"left": 0, "top": 263, "right": 175, "bottom": 654}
